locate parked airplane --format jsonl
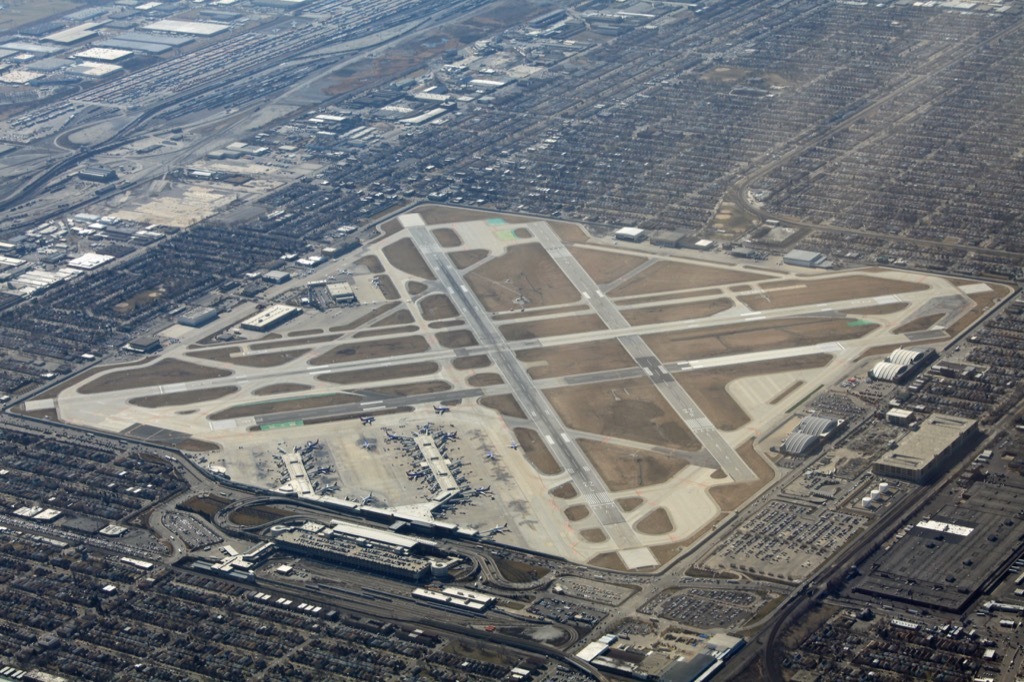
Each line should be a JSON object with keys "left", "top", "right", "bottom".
{"left": 474, "top": 486, "right": 491, "bottom": 496}
{"left": 509, "top": 441, "right": 519, "bottom": 450}
{"left": 484, "top": 450, "right": 497, "bottom": 460}
{"left": 483, "top": 522, "right": 508, "bottom": 536}
{"left": 433, "top": 405, "right": 450, "bottom": 414}
{"left": 384, "top": 429, "right": 402, "bottom": 442}
{"left": 360, "top": 415, "right": 375, "bottom": 425}
{"left": 322, "top": 483, "right": 338, "bottom": 494}
{"left": 359, "top": 491, "right": 376, "bottom": 505}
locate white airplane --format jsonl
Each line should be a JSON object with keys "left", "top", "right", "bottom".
{"left": 359, "top": 491, "right": 376, "bottom": 505}
{"left": 474, "top": 486, "right": 491, "bottom": 496}
{"left": 360, "top": 415, "right": 375, "bottom": 425}
{"left": 509, "top": 441, "right": 519, "bottom": 450}
{"left": 484, "top": 450, "right": 497, "bottom": 460}
{"left": 434, "top": 405, "right": 450, "bottom": 414}
{"left": 483, "top": 522, "right": 508, "bottom": 537}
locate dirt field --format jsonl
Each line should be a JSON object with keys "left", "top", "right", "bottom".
{"left": 354, "top": 325, "right": 420, "bottom": 338}
{"left": 450, "top": 249, "right": 489, "bottom": 269}
{"left": 467, "top": 373, "right": 504, "bottom": 387}
{"left": 479, "top": 394, "right": 526, "bottom": 419}
{"left": 382, "top": 238, "right": 435, "bottom": 280}
{"left": 550, "top": 482, "right": 578, "bottom": 499}
{"left": 610, "top": 260, "right": 766, "bottom": 297}
{"left": 407, "top": 281, "right": 428, "bottom": 296}
{"left": 739, "top": 275, "right": 929, "bottom": 311}
{"left": 466, "top": 243, "right": 580, "bottom": 312}
{"left": 419, "top": 293, "right": 458, "bottom": 320}
{"left": 499, "top": 314, "right": 606, "bottom": 341}
{"left": 188, "top": 348, "right": 310, "bottom": 368}
{"left": 129, "top": 386, "right": 239, "bottom": 408}
{"left": 569, "top": 246, "right": 648, "bottom": 284}
{"left": 209, "top": 392, "right": 360, "bottom": 420}
{"left": 318, "top": 361, "right": 439, "bottom": 385}
{"left": 355, "top": 255, "right": 385, "bottom": 274}
{"left": 708, "top": 440, "right": 774, "bottom": 512}
{"left": 453, "top": 356, "right": 491, "bottom": 370}
{"left": 514, "top": 227, "right": 532, "bottom": 239}
{"left": 622, "top": 298, "right": 733, "bottom": 326}
{"left": 547, "top": 378, "right": 701, "bottom": 450}
{"left": 674, "top": 354, "right": 833, "bottom": 431}
{"left": 252, "top": 383, "right": 312, "bottom": 396}
{"left": 309, "top": 335, "right": 429, "bottom": 366}
{"left": 617, "top": 497, "right": 643, "bottom": 512}
{"left": 644, "top": 316, "right": 877, "bottom": 363}
{"left": 433, "top": 227, "right": 462, "bottom": 247}
{"left": 550, "top": 221, "right": 589, "bottom": 244}
{"left": 580, "top": 528, "right": 607, "bottom": 543}
{"left": 635, "top": 508, "right": 673, "bottom": 535}
{"left": 437, "top": 330, "right": 477, "bottom": 348}
{"left": 79, "top": 359, "right": 233, "bottom": 394}
{"left": 565, "top": 505, "right": 590, "bottom": 522}
{"left": 578, "top": 439, "right": 692, "bottom": 492}
{"left": 372, "top": 309, "right": 415, "bottom": 327}
{"left": 514, "top": 427, "right": 562, "bottom": 475}
{"left": 517, "top": 339, "right": 634, "bottom": 380}
{"left": 362, "top": 380, "right": 451, "bottom": 398}
{"left": 894, "top": 313, "right": 944, "bottom": 334}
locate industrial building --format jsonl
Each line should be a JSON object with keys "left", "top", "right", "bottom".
{"left": 240, "top": 304, "right": 301, "bottom": 332}
{"left": 780, "top": 415, "right": 843, "bottom": 456}
{"left": 650, "top": 230, "right": 714, "bottom": 250}
{"left": 178, "top": 306, "right": 219, "bottom": 327}
{"left": 124, "top": 335, "right": 161, "bottom": 353}
{"left": 326, "top": 282, "right": 356, "bottom": 304}
{"left": 614, "top": 227, "right": 645, "bottom": 242}
{"left": 78, "top": 167, "right": 117, "bottom": 183}
{"left": 262, "top": 270, "right": 291, "bottom": 285}
{"left": 873, "top": 414, "right": 979, "bottom": 483}
{"left": 783, "top": 248, "right": 831, "bottom": 268}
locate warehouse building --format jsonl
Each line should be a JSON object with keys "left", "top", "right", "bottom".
{"left": 781, "top": 415, "right": 843, "bottom": 456}
{"left": 614, "top": 227, "right": 645, "bottom": 242}
{"left": 178, "top": 306, "right": 219, "bottom": 328}
{"left": 873, "top": 414, "right": 979, "bottom": 483}
{"left": 125, "top": 335, "right": 161, "bottom": 353}
{"left": 241, "top": 304, "right": 301, "bottom": 332}
{"left": 78, "top": 167, "right": 117, "bottom": 183}
{"left": 326, "top": 282, "right": 356, "bottom": 304}
{"left": 870, "top": 347, "right": 935, "bottom": 383}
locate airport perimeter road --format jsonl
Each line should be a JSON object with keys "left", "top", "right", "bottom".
{"left": 407, "top": 226, "right": 647, "bottom": 556}
{"left": 531, "top": 224, "right": 757, "bottom": 483}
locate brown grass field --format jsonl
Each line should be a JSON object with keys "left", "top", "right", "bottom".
{"left": 843, "top": 302, "right": 910, "bottom": 315}
{"left": 453, "top": 355, "right": 491, "bottom": 370}
{"left": 569, "top": 246, "right": 648, "bottom": 284}
{"left": 514, "top": 227, "right": 532, "bottom": 239}
{"left": 355, "top": 255, "right": 385, "bottom": 274}
{"left": 550, "top": 482, "right": 578, "bottom": 499}
{"left": 437, "top": 330, "right": 477, "bottom": 348}
{"left": 610, "top": 260, "right": 766, "bottom": 297}
{"left": 674, "top": 354, "right": 833, "bottom": 431}
{"left": 894, "top": 313, "right": 944, "bottom": 334}
{"left": 739, "top": 275, "right": 929, "bottom": 311}
{"left": 578, "top": 439, "right": 692, "bottom": 492}
{"left": 419, "top": 293, "right": 458, "bottom": 320}
{"left": 617, "top": 496, "right": 643, "bottom": 512}
{"left": 309, "top": 335, "right": 429, "bottom": 366}
{"left": 546, "top": 378, "right": 701, "bottom": 450}
{"left": 479, "top": 394, "right": 526, "bottom": 419}
{"left": 565, "top": 505, "right": 590, "bottom": 522}
{"left": 450, "top": 249, "right": 489, "bottom": 269}
{"left": 361, "top": 380, "right": 451, "bottom": 398}
{"left": 499, "top": 314, "right": 606, "bottom": 341}
{"left": 946, "top": 284, "right": 1014, "bottom": 337}
{"left": 615, "top": 288, "right": 723, "bottom": 306}
{"left": 250, "top": 334, "right": 340, "bottom": 350}
{"left": 328, "top": 302, "right": 398, "bottom": 331}
{"left": 622, "top": 298, "right": 733, "bottom": 326}
{"left": 550, "top": 221, "right": 589, "bottom": 244}
{"left": 382, "top": 238, "right": 435, "bottom": 280}
{"left": 354, "top": 325, "right": 420, "bottom": 339}
{"left": 377, "top": 275, "right": 400, "bottom": 300}
{"left": 517, "top": 339, "right": 634, "bottom": 379}
{"left": 129, "top": 386, "right": 239, "bottom": 408}
{"left": 209, "top": 392, "right": 360, "bottom": 420}
{"left": 467, "top": 373, "right": 504, "bottom": 387}
{"left": 466, "top": 243, "right": 580, "bottom": 312}
{"left": 635, "top": 507, "right": 674, "bottom": 535}
{"left": 769, "top": 380, "right": 804, "bottom": 405}
{"left": 708, "top": 439, "right": 774, "bottom": 511}
{"left": 514, "top": 427, "right": 562, "bottom": 475}
{"left": 433, "top": 227, "right": 462, "bottom": 247}
{"left": 79, "top": 359, "right": 233, "bottom": 394}
{"left": 188, "top": 347, "right": 310, "bottom": 368}
{"left": 589, "top": 552, "right": 627, "bottom": 571}
{"left": 644, "top": 316, "right": 876, "bottom": 363}
{"left": 371, "top": 308, "right": 415, "bottom": 327}
{"left": 406, "top": 281, "right": 428, "bottom": 296}
{"left": 318, "top": 361, "right": 439, "bottom": 385}
{"left": 252, "top": 383, "right": 312, "bottom": 396}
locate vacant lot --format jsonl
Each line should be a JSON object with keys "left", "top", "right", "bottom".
{"left": 383, "top": 237, "right": 435, "bottom": 280}
{"left": 622, "top": 298, "right": 733, "bottom": 326}
{"left": 738, "top": 275, "right": 929, "bottom": 311}
{"left": 309, "top": 335, "right": 429, "bottom": 366}
{"left": 466, "top": 243, "right": 580, "bottom": 312}
{"left": 451, "top": 249, "right": 489, "bottom": 269}
{"left": 500, "top": 314, "right": 606, "bottom": 341}
{"left": 209, "top": 392, "right": 360, "bottom": 420}
{"left": 253, "top": 383, "right": 311, "bottom": 396}
{"left": 578, "top": 439, "right": 691, "bottom": 492}
{"left": 514, "top": 427, "right": 561, "bottom": 475}
{"left": 708, "top": 439, "right": 774, "bottom": 512}
{"left": 419, "top": 293, "right": 458, "bottom": 320}
{"left": 610, "top": 260, "right": 766, "bottom": 297}
{"left": 319, "top": 361, "right": 439, "bottom": 385}
{"left": 129, "top": 386, "right": 238, "bottom": 408}
{"left": 517, "top": 339, "right": 634, "bottom": 379}
{"left": 79, "top": 359, "right": 232, "bottom": 394}
{"left": 569, "top": 246, "right": 648, "bottom": 284}
{"left": 635, "top": 508, "right": 673, "bottom": 535}
{"left": 644, "top": 316, "right": 876, "bottom": 363}
{"left": 674, "top": 354, "right": 833, "bottom": 431}
{"left": 547, "top": 378, "right": 700, "bottom": 450}
{"left": 433, "top": 227, "right": 462, "bottom": 247}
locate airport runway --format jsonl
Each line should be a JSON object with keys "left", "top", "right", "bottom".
{"left": 407, "top": 226, "right": 650, "bottom": 560}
